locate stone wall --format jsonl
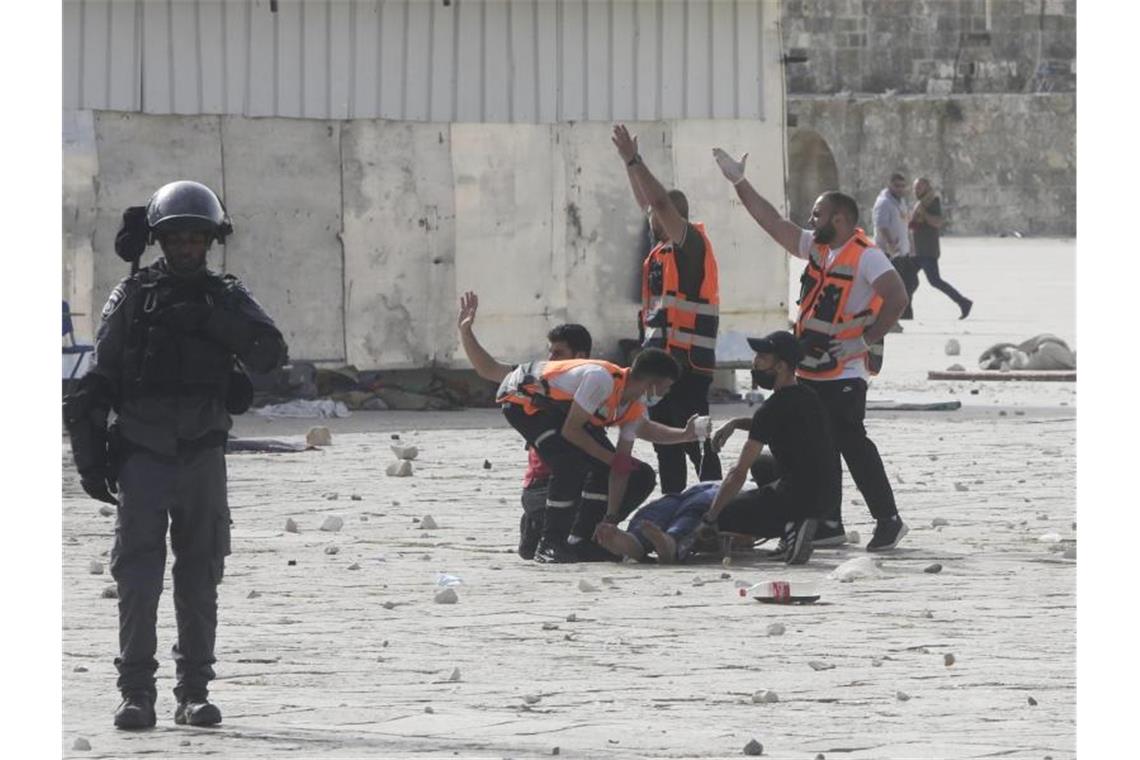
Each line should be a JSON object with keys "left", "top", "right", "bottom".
{"left": 782, "top": 0, "right": 1076, "bottom": 96}
{"left": 785, "top": 92, "right": 1075, "bottom": 237}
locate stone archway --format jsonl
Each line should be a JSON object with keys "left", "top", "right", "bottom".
{"left": 787, "top": 129, "right": 839, "bottom": 227}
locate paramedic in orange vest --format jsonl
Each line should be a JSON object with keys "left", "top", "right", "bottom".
{"left": 497, "top": 348, "right": 703, "bottom": 563}
{"left": 456, "top": 291, "right": 656, "bottom": 561}
{"left": 712, "top": 148, "right": 910, "bottom": 552}
{"left": 613, "top": 124, "right": 723, "bottom": 495}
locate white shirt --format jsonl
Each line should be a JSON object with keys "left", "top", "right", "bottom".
{"left": 501, "top": 362, "right": 647, "bottom": 441}
{"left": 796, "top": 230, "right": 894, "bottom": 381}
{"left": 872, "top": 188, "right": 911, "bottom": 258}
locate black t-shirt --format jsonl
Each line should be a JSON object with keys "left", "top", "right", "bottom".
{"left": 747, "top": 384, "right": 841, "bottom": 510}
{"left": 648, "top": 221, "right": 707, "bottom": 298}
{"left": 912, "top": 196, "right": 942, "bottom": 259}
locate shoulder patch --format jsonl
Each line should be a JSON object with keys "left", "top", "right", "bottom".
{"left": 100, "top": 281, "right": 130, "bottom": 319}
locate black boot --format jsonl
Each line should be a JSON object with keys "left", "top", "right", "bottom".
{"left": 518, "top": 511, "right": 542, "bottom": 560}
{"left": 174, "top": 694, "right": 222, "bottom": 727}
{"left": 114, "top": 692, "right": 156, "bottom": 730}
{"left": 534, "top": 506, "right": 578, "bottom": 563}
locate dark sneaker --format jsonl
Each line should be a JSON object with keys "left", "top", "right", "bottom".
{"left": 518, "top": 513, "right": 541, "bottom": 560}
{"left": 569, "top": 539, "right": 620, "bottom": 563}
{"left": 782, "top": 519, "right": 817, "bottom": 565}
{"left": 174, "top": 697, "right": 222, "bottom": 727}
{"left": 866, "top": 517, "right": 909, "bottom": 552}
{"left": 114, "top": 693, "right": 156, "bottom": 730}
{"left": 813, "top": 520, "right": 847, "bottom": 547}
{"left": 959, "top": 299, "right": 973, "bottom": 320}
{"left": 889, "top": 323, "right": 904, "bottom": 333}
{"left": 534, "top": 537, "right": 579, "bottom": 564}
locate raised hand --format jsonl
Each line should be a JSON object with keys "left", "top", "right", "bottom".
{"left": 612, "top": 124, "right": 639, "bottom": 164}
{"left": 712, "top": 147, "right": 748, "bottom": 184}
{"left": 457, "top": 291, "right": 479, "bottom": 331}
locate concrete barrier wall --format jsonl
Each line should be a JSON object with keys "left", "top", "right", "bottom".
{"left": 62, "top": 110, "right": 789, "bottom": 369}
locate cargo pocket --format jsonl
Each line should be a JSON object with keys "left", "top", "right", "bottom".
{"left": 212, "top": 502, "right": 232, "bottom": 584}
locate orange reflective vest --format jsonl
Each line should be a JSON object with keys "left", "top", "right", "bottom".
{"left": 640, "top": 222, "right": 720, "bottom": 374}
{"left": 497, "top": 359, "right": 645, "bottom": 428}
{"left": 794, "top": 228, "right": 885, "bottom": 379}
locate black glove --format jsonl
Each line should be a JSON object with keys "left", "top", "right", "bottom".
{"left": 115, "top": 206, "right": 150, "bottom": 262}
{"left": 80, "top": 472, "right": 118, "bottom": 506}
{"left": 157, "top": 302, "right": 213, "bottom": 333}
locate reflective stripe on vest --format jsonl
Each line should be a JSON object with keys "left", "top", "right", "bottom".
{"left": 640, "top": 221, "right": 720, "bottom": 373}
{"left": 794, "top": 228, "right": 885, "bottom": 379}
{"left": 496, "top": 359, "right": 644, "bottom": 428}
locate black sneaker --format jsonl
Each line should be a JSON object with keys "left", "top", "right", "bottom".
{"left": 518, "top": 513, "right": 541, "bottom": 560}
{"left": 569, "top": 539, "right": 620, "bottom": 562}
{"left": 533, "top": 537, "right": 579, "bottom": 564}
{"left": 866, "top": 517, "right": 909, "bottom": 552}
{"left": 781, "top": 519, "right": 817, "bottom": 565}
{"left": 174, "top": 697, "right": 222, "bottom": 727}
{"left": 959, "top": 299, "right": 973, "bottom": 320}
{"left": 813, "top": 520, "right": 847, "bottom": 547}
{"left": 114, "top": 693, "right": 156, "bottom": 730}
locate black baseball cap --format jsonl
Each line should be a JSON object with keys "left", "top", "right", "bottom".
{"left": 746, "top": 330, "right": 802, "bottom": 366}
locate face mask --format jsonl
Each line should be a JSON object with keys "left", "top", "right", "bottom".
{"left": 643, "top": 391, "right": 664, "bottom": 407}
{"left": 812, "top": 223, "right": 836, "bottom": 246}
{"left": 751, "top": 369, "right": 777, "bottom": 391}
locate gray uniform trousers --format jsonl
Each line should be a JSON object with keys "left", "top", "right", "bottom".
{"left": 110, "top": 442, "right": 230, "bottom": 701}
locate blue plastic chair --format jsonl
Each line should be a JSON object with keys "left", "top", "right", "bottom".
{"left": 63, "top": 301, "right": 94, "bottom": 380}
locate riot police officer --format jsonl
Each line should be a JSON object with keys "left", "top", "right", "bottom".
{"left": 63, "top": 181, "right": 288, "bottom": 729}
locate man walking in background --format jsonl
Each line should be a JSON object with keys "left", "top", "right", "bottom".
{"left": 873, "top": 173, "right": 918, "bottom": 324}
{"left": 910, "top": 177, "right": 973, "bottom": 319}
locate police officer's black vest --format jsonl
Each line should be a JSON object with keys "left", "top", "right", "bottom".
{"left": 120, "top": 266, "right": 238, "bottom": 402}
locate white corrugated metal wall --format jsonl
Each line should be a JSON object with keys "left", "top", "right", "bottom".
{"left": 63, "top": 0, "right": 771, "bottom": 123}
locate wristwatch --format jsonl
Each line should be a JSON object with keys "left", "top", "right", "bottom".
{"left": 626, "top": 153, "right": 642, "bottom": 168}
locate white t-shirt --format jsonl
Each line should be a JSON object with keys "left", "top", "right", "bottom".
{"left": 503, "top": 362, "right": 647, "bottom": 441}
{"left": 872, "top": 188, "right": 911, "bottom": 258}
{"left": 796, "top": 230, "right": 894, "bottom": 381}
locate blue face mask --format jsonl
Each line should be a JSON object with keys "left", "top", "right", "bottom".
{"left": 643, "top": 386, "right": 666, "bottom": 407}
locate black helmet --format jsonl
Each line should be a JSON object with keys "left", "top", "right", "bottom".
{"left": 146, "top": 181, "right": 233, "bottom": 243}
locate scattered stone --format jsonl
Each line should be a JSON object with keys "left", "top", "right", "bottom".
{"left": 383, "top": 601, "right": 397, "bottom": 610}
{"left": 347, "top": 562, "right": 361, "bottom": 570}
{"left": 524, "top": 694, "right": 541, "bottom": 705}
{"left": 808, "top": 661, "right": 835, "bottom": 671}
{"left": 1038, "top": 532, "right": 1062, "bottom": 543}
{"left": 766, "top": 623, "right": 786, "bottom": 637}
{"left": 946, "top": 363, "right": 965, "bottom": 372}
{"left": 1015, "top": 410, "right": 1025, "bottom": 416}
{"left": 391, "top": 444, "right": 419, "bottom": 460}
{"left": 424, "top": 705, "right": 434, "bottom": 714}
{"left": 954, "top": 482, "right": 969, "bottom": 492}
{"left": 969, "top": 388, "right": 979, "bottom": 395}
{"left": 180, "top": 740, "right": 191, "bottom": 746}
{"left": 326, "top": 493, "right": 339, "bottom": 501}
{"left": 999, "top": 410, "right": 1007, "bottom": 416}
{"left": 391, "top": 433, "right": 400, "bottom": 440}
{"left": 98, "top": 505, "right": 115, "bottom": 517}
{"left": 351, "top": 494, "right": 362, "bottom": 501}
{"left": 434, "top": 588, "right": 459, "bottom": 604}
{"left": 1028, "top": 696, "right": 1038, "bottom": 706}
{"left": 72, "top": 737, "right": 91, "bottom": 751}
{"left": 944, "top": 338, "right": 960, "bottom": 356}
{"left": 247, "top": 590, "right": 261, "bottom": 599}
{"left": 846, "top": 530, "right": 861, "bottom": 544}
{"left": 944, "top": 653, "right": 956, "bottom": 667}
{"left": 542, "top": 622, "right": 560, "bottom": 631}
{"left": 566, "top": 613, "right": 577, "bottom": 622}
{"left": 871, "top": 657, "right": 884, "bottom": 668}
{"left": 421, "top": 515, "right": 439, "bottom": 530}
{"left": 931, "top": 517, "right": 950, "bottom": 527}
{"left": 287, "top": 559, "right": 297, "bottom": 566}
{"left": 896, "top": 690, "right": 911, "bottom": 702}
{"left": 73, "top": 665, "right": 87, "bottom": 672}
{"left": 743, "top": 738, "right": 764, "bottom": 756}
{"left": 101, "top": 585, "right": 118, "bottom": 599}
{"left": 483, "top": 459, "right": 492, "bottom": 469}
{"left": 924, "top": 563, "right": 943, "bottom": 574}
{"left": 751, "top": 689, "right": 779, "bottom": 704}
{"left": 87, "top": 560, "right": 103, "bottom": 575}
{"left": 284, "top": 518, "right": 299, "bottom": 533}
{"left": 324, "top": 545, "right": 340, "bottom": 555}
{"left": 386, "top": 460, "right": 414, "bottom": 477}
{"left": 815, "top": 755, "right": 826, "bottom": 760}
{"left": 449, "top": 667, "right": 461, "bottom": 682}
{"left": 320, "top": 515, "right": 344, "bottom": 532}
{"left": 828, "top": 556, "right": 881, "bottom": 582}
{"left": 306, "top": 426, "right": 332, "bottom": 446}
{"left": 921, "top": 609, "right": 933, "bottom": 619}
{"left": 1063, "top": 546, "right": 1076, "bottom": 560}
{"left": 720, "top": 572, "right": 732, "bottom": 580}
{"left": 553, "top": 748, "right": 560, "bottom": 756}
{"left": 578, "top": 579, "right": 599, "bottom": 593}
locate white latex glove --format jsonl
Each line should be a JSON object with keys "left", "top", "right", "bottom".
{"left": 829, "top": 336, "right": 870, "bottom": 362}
{"left": 712, "top": 148, "right": 748, "bottom": 185}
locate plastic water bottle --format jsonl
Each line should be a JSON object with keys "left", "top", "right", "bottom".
{"left": 740, "top": 580, "right": 820, "bottom": 604}
{"left": 693, "top": 415, "right": 712, "bottom": 442}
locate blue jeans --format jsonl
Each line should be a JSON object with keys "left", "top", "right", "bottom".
{"left": 627, "top": 482, "right": 720, "bottom": 552}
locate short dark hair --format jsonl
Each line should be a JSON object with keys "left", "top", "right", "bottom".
{"left": 630, "top": 347, "right": 681, "bottom": 382}
{"left": 820, "top": 191, "right": 859, "bottom": 226}
{"left": 547, "top": 323, "right": 592, "bottom": 356}
{"left": 667, "top": 189, "right": 689, "bottom": 220}
{"left": 890, "top": 172, "right": 906, "bottom": 183}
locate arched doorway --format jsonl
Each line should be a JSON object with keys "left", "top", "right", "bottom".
{"left": 787, "top": 130, "right": 839, "bottom": 227}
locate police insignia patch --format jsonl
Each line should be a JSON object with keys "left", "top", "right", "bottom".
{"left": 101, "top": 283, "right": 127, "bottom": 319}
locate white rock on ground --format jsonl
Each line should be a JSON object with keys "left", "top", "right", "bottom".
{"left": 391, "top": 444, "right": 419, "bottom": 460}
{"left": 72, "top": 737, "right": 91, "bottom": 751}
{"left": 87, "top": 560, "right": 103, "bottom": 575}
{"left": 578, "top": 579, "right": 599, "bottom": 592}
{"left": 766, "top": 622, "right": 786, "bottom": 636}
{"left": 306, "top": 426, "right": 332, "bottom": 446}
{"left": 828, "top": 556, "right": 882, "bottom": 582}
{"left": 449, "top": 668, "right": 461, "bottom": 682}
{"left": 897, "top": 690, "right": 911, "bottom": 701}
{"left": 98, "top": 505, "right": 114, "bottom": 517}
{"left": 284, "top": 518, "right": 298, "bottom": 533}
{"left": 945, "top": 338, "right": 961, "bottom": 355}
{"left": 420, "top": 515, "right": 439, "bottom": 530}
{"left": 931, "top": 517, "right": 950, "bottom": 527}
{"left": 434, "top": 588, "right": 459, "bottom": 604}
{"left": 320, "top": 516, "right": 344, "bottom": 532}
{"left": 386, "top": 460, "right": 414, "bottom": 477}
{"left": 751, "top": 689, "right": 779, "bottom": 704}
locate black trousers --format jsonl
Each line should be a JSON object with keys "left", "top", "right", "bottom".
{"left": 111, "top": 444, "right": 230, "bottom": 701}
{"left": 914, "top": 256, "right": 969, "bottom": 307}
{"left": 648, "top": 370, "right": 722, "bottom": 494}
{"left": 892, "top": 257, "right": 920, "bottom": 319}
{"left": 798, "top": 377, "right": 898, "bottom": 523}
{"left": 715, "top": 480, "right": 805, "bottom": 538}
{"left": 503, "top": 404, "right": 652, "bottom": 542}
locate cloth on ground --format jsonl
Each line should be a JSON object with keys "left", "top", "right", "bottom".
{"left": 252, "top": 399, "right": 351, "bottom": 419}
{"left": 978, "top": 334, "right": 1075, "bottom": 371}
